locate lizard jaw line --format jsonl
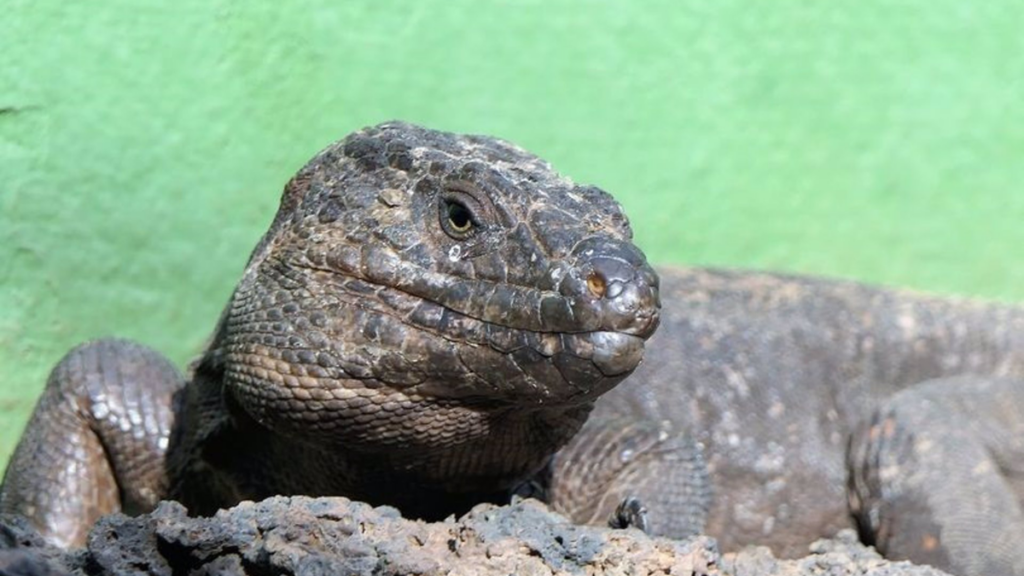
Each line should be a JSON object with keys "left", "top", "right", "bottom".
{"left": 561, "top": 331, "right": 647, "bottom": 378}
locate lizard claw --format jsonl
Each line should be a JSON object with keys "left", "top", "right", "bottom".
{"left": 609, "top": 496, "right": 649, "bottom": 533}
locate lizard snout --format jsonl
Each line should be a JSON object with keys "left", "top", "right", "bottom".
{"left": 558, "top": 238, "right": 661, "bottom": 340}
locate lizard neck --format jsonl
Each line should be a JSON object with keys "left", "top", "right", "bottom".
{"left": 174, "top": 356, "right": 592, "bottom": 519}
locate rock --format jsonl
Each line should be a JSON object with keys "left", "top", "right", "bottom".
{"left": 0, "top": 497, "right": 950, "bottom": 576}
{"left": 722, "top": 530, "right": 951, "bottom": 576}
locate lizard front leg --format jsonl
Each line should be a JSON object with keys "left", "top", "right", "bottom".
{"left": 848, "top": 376, "right": 1024, "bottom": 576}
{"left": 0, "top": 339, "right": 183, "bottom": 548}
{"left": 546, "top": 416, "right": 712, "bottom": 538}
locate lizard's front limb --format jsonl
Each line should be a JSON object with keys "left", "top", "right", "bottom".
{"left": 0, "top": 339, "right": 183, "bottom": 548}
{"left": 546, "top": 416, "right": 711, "bottom": 537}
{"left": 848, "top": 376, "right": 1024, "bottom": 576}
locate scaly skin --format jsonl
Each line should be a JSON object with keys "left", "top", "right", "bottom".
{"left": 564, "top": 268, "right": 1024, "bottom": 576}
{"left": 0, "top": 122, "right": 662, "bottom": 548}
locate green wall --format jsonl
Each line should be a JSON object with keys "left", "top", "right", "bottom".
{"left": 2, "top": 1, "right": 1023, "bottom": 463}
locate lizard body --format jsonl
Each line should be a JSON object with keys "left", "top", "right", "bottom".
{"left": 557, "top": 267, "right": 1024, "bottom": 575}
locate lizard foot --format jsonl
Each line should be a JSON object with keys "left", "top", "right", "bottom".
{"left": 609, "top": 497, "right": 649, "bottom": 533}
{"left": 547, "top": 417, "right": 710, "bottom": 538}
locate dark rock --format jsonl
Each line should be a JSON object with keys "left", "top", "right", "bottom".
{"left": 0, "top": 497, "right": 951, "bottom": 576}
{"left": 0, "top": 514, "right": 81, "bottom": 576}
{"left": 0, "top": 549, "right": 72, "bottom": 576}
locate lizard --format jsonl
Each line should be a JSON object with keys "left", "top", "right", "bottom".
{"left": 0, "top": 121, "right": 670, "bottom": 549}
{"left": 3, "top": 121, "right": 1023, "bottom": 576}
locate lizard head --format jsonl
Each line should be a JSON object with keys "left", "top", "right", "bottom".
{"left": 217, "top": 122, "right": 660, "bottom": 465}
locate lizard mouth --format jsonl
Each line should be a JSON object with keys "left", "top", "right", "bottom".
{"left": 543, "top": 329, "right": 649, "bottom": 402}
{"left": 559, "top": 331, "right": 647, "bottom": 378}
{"left": 261, "top": 236, "right": 660, "bottom": 407}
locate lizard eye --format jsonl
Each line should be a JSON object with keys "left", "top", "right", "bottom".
{"left": 441, "top": 198, "right": 476, "bottom": 239}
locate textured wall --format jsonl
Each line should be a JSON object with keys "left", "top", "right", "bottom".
{"left": 2, "top": 1, "right": 1023, "bottom": 462}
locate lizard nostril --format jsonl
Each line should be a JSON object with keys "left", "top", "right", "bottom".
{"left": 587, "top": 272, "right": 607, "bottom": 298}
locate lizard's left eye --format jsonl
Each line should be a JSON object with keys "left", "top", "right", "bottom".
{"left": 441, "top": 198, "right": 476, "bottom": 239}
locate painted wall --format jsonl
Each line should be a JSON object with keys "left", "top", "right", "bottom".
{"left": 2, "top": 1, "right": 1023, "bottom": 462}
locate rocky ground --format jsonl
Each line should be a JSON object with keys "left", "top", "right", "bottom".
{"left": 0, "top": 496, "right": 949, "bottom": 576}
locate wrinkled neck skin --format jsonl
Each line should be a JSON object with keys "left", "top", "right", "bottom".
{"left": 177, "top": 339, "right": 594, "bottom": 520}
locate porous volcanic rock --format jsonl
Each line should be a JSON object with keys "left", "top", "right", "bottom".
{"left": 0, "top": 496, "right": 949, "bottom": 576}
